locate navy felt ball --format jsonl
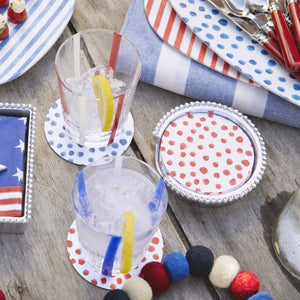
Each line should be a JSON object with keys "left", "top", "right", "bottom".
{"left": 163, "top": 252, "right": 190, "bottom": 283}
{"left": 247, "top": 292, "right": 273, "bottom": 300}
{"left": 103, "top": 289, "right": 130, "bottom": 300}
{"left": 186, "top": 245, "right": 214, "bottom": 278}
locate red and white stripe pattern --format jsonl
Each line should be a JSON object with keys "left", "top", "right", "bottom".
{"left": 144, "top": 0, "right": 254, "bottom": 85}
{"left": 0, "top": 186, "right": 22, "bottom": 217}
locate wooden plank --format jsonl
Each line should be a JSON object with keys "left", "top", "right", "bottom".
{"left": 0, "top": 0, "right": 299, "bottom": 299}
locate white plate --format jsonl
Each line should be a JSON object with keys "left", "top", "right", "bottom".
{"left": 169, "top": 0, "right": 300, "bottom": 106}
{"left": 0, "top": 0, "right": 75, "bottom": 85}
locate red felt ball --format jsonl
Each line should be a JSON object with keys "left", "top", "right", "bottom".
{"left": 0, "top": 290, "right": 5, "bottom": 300}
{"left": 229, "top": 271, "right": 260, "bottom": 300}
{"left": 139, "top": 262, "right": 171, "bottom": 294}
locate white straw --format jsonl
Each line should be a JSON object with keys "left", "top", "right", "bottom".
{"left": 114, "top": 156, "right": 123, "bottom": 169}
{"left": 73, "top": 33, "right": 86, "bottom": 146}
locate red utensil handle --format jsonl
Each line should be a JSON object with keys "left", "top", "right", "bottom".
{"left": 266, "top": 27, "right": 278, "bottom": 42}
{"left": 288, "top": 1, "right": 300, "bottom": 49}
{"left": 262, "top": 38, "right": 285, "bottom": 65}
{"left": 268, "top": 28, "right": 278, "bottom": 42}
{"left": 262, "top": 37, "right": 300, "bottom": 81}
{"left": 270, "top": 2, "right": 300, "bottom": 73}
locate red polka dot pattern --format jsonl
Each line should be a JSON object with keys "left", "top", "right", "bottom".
{"left": 67, "top": 220, "right": 163, "bottom": 290}
{"left": 160, "top": 112, "right": 254, "bottom": 194}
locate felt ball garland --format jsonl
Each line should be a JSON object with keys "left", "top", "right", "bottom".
{"left": 104, "top": 245, "right": 273, "bottom": 300}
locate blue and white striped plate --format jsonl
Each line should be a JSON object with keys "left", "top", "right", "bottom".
{"left": 0, "top": 0, "right": 75, "bottom": 85}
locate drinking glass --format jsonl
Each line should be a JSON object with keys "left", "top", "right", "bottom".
{"left": 272, "top": 188, "right": 300, "bottom": 279}
{"left": 55, "top": 28, "right": 142, "bottom": 147}
{"left": 72, "top": 156, "right": 168, "bottom": 276}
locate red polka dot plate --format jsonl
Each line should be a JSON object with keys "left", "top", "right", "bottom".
{"left": 153, "top": 101, "right": 267, "bottom": 205}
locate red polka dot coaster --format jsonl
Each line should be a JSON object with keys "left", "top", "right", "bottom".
{"left": 153, "top": 101, "right": 267, "bottom": 205}
{"left": 67, "top": 220, "right": 163, "bottom": 290}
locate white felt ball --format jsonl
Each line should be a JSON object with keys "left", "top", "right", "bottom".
{"left": 123, "top": 277, "right": 153, "bottom": 300}
{"left": 208, "top": 255, "right": 240, "bottom": 288}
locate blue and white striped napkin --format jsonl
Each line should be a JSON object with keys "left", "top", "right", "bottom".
{"left": 121, "top": 0, "right": 300, "bottom": 128}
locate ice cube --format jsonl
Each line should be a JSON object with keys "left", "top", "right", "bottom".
{"left": 110, "top": 78, "right": 126, "bottom": 96}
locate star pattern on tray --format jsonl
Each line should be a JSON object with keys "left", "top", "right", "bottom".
{"left": 0, "top": 115, "right": 27, "bottom": 217}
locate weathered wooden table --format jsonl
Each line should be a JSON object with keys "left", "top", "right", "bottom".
{"left": 1, "top": 1, "right": 299, "bottom": 299}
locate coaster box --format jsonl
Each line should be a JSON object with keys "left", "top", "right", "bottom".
{"left": 0, "top": 103, "right": 36, "bottom": 233}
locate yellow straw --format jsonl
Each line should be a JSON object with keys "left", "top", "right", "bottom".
{"left": 120, "top": 211, "right": 135, "bottom": 274}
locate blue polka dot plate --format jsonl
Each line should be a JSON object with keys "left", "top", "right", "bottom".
{"left": 44, "top": 99, "right": 134, "bottom": 166}
{"left": 169, "top": 0, "right": 300, "bottom": 105}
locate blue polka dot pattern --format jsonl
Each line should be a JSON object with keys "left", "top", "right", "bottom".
{"left": 169, "top": 0, "right": 300, "bottom": 106}
{"left": 293, "top": 84, "right": 300, "bottom": 90}
{"left": 206, "top": 33, "right": 214, "bottom": 39}
{"left": 266, "top": 69, "right": 273, "bottom": 74}
{"left": 218, "top": 19, "right": 227, "bottom": 26}
{"left": 44, "top": 99, "right": 134, "bottom": 166}
{"left": 220, "top": 33, "right": 229, "bottom": 39}
{"left": 120, "top": 139, "right": 127, "bottom": 145}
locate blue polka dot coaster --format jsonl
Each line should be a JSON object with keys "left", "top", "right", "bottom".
{"left": 44, "top": 99, "right": 134, "bottom": 165}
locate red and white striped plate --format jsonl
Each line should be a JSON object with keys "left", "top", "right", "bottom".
{"left": 144, "top": 0, "right": 255, "bottom": 85}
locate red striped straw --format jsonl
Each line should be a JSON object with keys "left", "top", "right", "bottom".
{"left": 108, "top": 94, "right": 125, "bottom": 145}
{"left": 107, "top": 32, "right": 124, "bottom": 146}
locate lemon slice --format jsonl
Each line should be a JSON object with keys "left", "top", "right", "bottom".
{"left": 92, "top": 75, "right": 114, "bottom": 131}
{"left": 120, "top": 211, "right": 135, "bottom": 274}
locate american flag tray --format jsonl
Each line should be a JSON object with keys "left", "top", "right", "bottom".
{"left": 0, "top": 103, "right": 36, "bottom": 233}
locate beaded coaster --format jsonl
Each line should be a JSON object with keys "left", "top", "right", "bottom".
{"left": 153, "top": 101, "right": 267, "bottom": 205}
{"left": 44, "top": 99, "right": 134, "bottom": 165}
{"left": 67, "top": 220, "right": 163, "bottom": 290}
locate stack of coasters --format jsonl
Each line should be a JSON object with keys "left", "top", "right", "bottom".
{"left": 0, "top": 103, "right": 36, "bottom": 233}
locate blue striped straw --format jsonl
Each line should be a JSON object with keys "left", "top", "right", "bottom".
{"left": 101, "top": 235, "right": 122, "bottom": 276}
{"left": 77, "top": 171, "right": 92, "bottom": 218}
{"left": 148, "top": 178, "right": 166, "bottom": 225}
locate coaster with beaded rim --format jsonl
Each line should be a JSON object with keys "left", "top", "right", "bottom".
{"left": 44, "top": 99, "right": 134, "bottom": 165}
{"left": 153, "top": 101, "right": 267, "bottom": 206}
{"left": 67, "top": 220, "right": 163, "bottom": 290}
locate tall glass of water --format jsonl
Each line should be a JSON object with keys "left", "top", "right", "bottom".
{"left": 72, "top": 156, "right": 168, "bottom": 276}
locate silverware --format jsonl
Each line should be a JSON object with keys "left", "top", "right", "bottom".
{"left": 206, "top": 0, "right": 300, "bottom": 79}
{"left": 222, "top": 0, "right": 278, "bottom": 41}
{"left": 287, "top": 0, "right": 300, "bottom": 50}
{"left": 206, "top": 0, "right": 285, "bottom": 65}
{"left": 246, "top": 0, "right": 300, "bottom": 72}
